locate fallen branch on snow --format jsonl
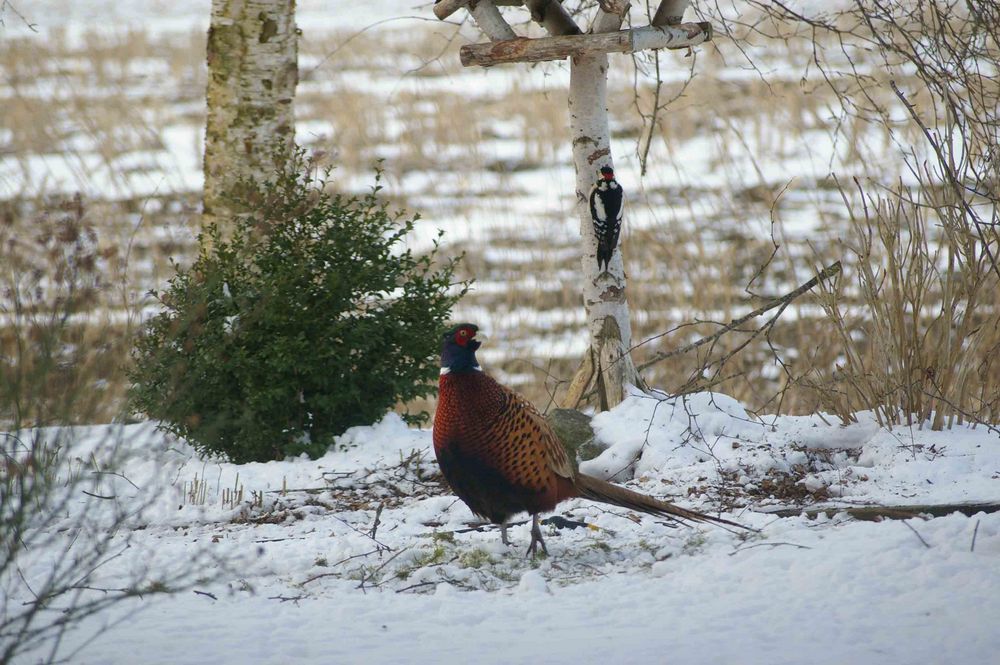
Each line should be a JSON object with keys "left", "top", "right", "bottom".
{"left": 756, "top": 501, "right": 1000, "bottom": 521}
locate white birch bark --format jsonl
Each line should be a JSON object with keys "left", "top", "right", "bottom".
{"left": 652, "top": 0, "right": 690, "bottom": 26}
{"left": 469, "top": 1, "right": 517, "bottom": 41}
{"left": 563, "top": 2, "right": 641, "bottom": 410}
{"left": 203, "top": 0, "right": 298, "bottom": 227}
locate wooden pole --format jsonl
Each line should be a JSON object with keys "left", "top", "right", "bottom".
{"left": 459, "top": 22, "right": 711, "bottom": 67}
{"left": 434, "top": 0, "right": 470, "bottom": 20}
{"left": 525, "top": 0, "right": 581, "bottom": 36}
{"left": 652, "top": 0, "right": 690, "bottom": 26}
{"left": 468, "top": 1, "right": 517, "bottom": 41}
{"left": 434, "top": 0, "right": 523, "bottom": 21}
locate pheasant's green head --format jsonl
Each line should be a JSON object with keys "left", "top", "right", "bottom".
{"left": 440, "top": 323, "right": 481, "bottom": 374}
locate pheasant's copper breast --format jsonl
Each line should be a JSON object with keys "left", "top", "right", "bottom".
{"left": 433, "top": 371, "right": 577, "bottom": 522}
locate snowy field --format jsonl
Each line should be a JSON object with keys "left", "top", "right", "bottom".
{"left": 4, "top": 2, "right": 999, "bottom": 662}
{"left": 1, "top": 0, "right": 906, "bottom": 411}
{"left": 11, "top": 389, "right": 1000, "bottom": 664}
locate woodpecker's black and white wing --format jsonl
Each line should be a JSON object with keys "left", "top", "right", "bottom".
{"left": 589, "top": 182, "right": 605, "bottom": 230}
{"left": 607, "top": 180, "right": 624, "bottom": 253}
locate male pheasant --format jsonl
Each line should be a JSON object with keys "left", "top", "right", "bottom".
{"left": 432, "top": 323, "right": 747, "bottom": 555}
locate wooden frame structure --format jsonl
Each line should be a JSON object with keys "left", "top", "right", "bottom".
{"left": 436, "top": 0, "right": 710, "bottom": 64}
{"left": 434, "top": 0, "right": 712, "bottom": 410}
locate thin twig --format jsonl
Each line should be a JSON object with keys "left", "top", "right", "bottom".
{"left": 80, "top": 491, "right": 116, "bottom": 500}
{"left": 330, "top": 514, "right": 392, "bottom": 551}
{"left": 300, "top": 549, "right": 382, "bottom": 585}
{"left": 356, "top": 547, "right": 409, "bottom": 592}
{"left": 902, "top": 520, "right": 931, "bottom": 549}
{"left": 395, "top": 581, "right": 437, "bottom": 594}
{"left": 370, "top": 503, "right": 384, "bottom": 541}
{"left": 303, "top": 16, "right": 451, "bottom": 80}
{"left": 729, "top": 541, "right": 812, "bottom": 555}
{"left": 0, "top": 1, "right": 37, "bottom": 31}
{"left": 91, "top": 470, "right": 141, "bottom": 491}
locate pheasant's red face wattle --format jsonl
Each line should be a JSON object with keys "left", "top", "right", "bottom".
{"left": 454, "top": 326, "right": 476, "bottom": 347}
{"left": 439, "top": 323, "right": 482, "bottom": 374}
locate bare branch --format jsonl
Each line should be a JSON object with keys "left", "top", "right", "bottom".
{"left": 636, "top": 262, "right": 843, "bottom": 373}
{"left": 0, "top": 0, "right": 37, "bottom": 31}
{"left": 758, "top": 502, "right": 1000, "bottom": 521}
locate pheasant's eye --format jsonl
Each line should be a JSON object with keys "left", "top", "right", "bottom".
{"left": 459, "top": 330, "right": 468, "bottom": 338}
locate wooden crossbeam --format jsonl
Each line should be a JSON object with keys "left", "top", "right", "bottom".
{"left": 459, "top": 21, "right": 712, "bottom": 67}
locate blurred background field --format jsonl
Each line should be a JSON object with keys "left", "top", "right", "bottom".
{"left": 2, "top": 0, "right": 996, "bottom": 423}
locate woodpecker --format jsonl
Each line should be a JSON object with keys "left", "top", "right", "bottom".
{"left": 589, "top": 166, "right": 624, "bottom": 272}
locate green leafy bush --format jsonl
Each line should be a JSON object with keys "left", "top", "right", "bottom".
{"left": 129, "top": 158, "right": 466, "bottom": 462}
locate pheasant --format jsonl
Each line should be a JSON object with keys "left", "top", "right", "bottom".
{"left": 432, "top": 323, "right": 747, "bottom": 556}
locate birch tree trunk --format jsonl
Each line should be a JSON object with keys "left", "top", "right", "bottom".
{"left": 203, "top": 0, "right": 298, "bottom": 227}
{"left": 562, "top": 3, "right": 642, "bottom": 410}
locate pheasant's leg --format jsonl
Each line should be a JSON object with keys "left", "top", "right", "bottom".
{"left": 526, "top": 514, "right": 548, "bottom": 557}
{"left": 500, "top": 522, "right": 511, "bottom": 547}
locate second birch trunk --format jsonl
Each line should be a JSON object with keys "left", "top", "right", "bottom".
{"left": 203, "top": 0, "right": 298, "bottom": 229}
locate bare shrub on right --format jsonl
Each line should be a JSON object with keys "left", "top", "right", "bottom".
{"left": 759, "top": 0, "right": 1000, "bottom": 427}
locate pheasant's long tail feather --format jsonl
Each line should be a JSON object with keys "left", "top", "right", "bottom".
{"left": 575, "top": 474, "right": 751, "bottom": 531}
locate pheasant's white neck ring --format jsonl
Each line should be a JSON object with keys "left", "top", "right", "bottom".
{"left": 440, "top": 366, "right": 481, "bottom": 375}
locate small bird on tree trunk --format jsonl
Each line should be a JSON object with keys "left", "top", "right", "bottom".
{"left": 432, "top": 323, "right": 748, "bottom": 556}
{"left": 589, "top": 166, "right": 624, "bottom": 272}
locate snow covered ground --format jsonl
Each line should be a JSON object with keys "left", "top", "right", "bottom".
{"left": 5, "top": 3, "right": 998, "bottom": 660}
{"left": 10, "top": 388, "right": 1000, "bottom": 663}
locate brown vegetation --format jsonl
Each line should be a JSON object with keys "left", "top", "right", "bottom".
{"left": 2, "top": 1, "right": 997, "bottom": 428}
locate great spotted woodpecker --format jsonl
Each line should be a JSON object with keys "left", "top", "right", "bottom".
{"left": 589, "top": 166, "right": 624, "bottom": 272}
